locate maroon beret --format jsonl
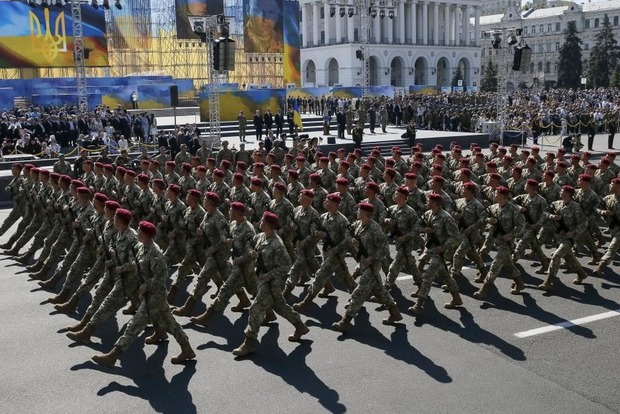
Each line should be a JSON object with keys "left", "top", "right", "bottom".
{"left": 71, "top": 179, "right": 85, "bottom": 188}
{"left": 396, "top": 186, "right": 410, "bottom": 197}
{"left": 358, "top": 202, "right": 374, "bottom": 212}
{"left": 432, "top": 175, "right": 446, "bottom": 183}
{"left": 186, "top": 189, "right": 200, "bottom": 199}
{"left": 76, "top": 187, "right": 91, "bottom": 196}
{"left": 309, "top": 173, "right": 321, "bottom": 183}
{"left": 544, "top": 170, "right": 556, "bottom": 178}
{"left": 138, "top": 220, "right": 157, "bottom": 238}
{"left": 295, "top": 156, "right": 306, "bottom": 162}
{"left": 233, "top": 172, "right": 245, "bottom": 182}
{"left": 60, "top": 175, "right": 72, "bottom": 184}
{"left": 262, "top": 211, "right": 279, "bottom": 226}
{"left": 288, "top": 169, "right": 299, "bottom": 178}
{"left": 94, "top": 192, "right": 108, "bottom": 203}
{"left": 125, "top": 170, "right": 137, "bottom": 177}
{"left": 213, "top": 169, "right": 225, "bottom": 178}
{"left": 196, "top": 165, "right": 207, "bottom": 172}
{"left": 205, "top": 191, "right": 220, "bottom": 203}
{"left": 404, "top": 173, "right": 417, "bottom": 180}
{"left": 137, "top": 173, "right": 149, "bottom": 183}
{"left": 270, "top": 164, "right": 281, "bottom": 171}
{"left": 326, "top": 192, "right": 342, "bottom": 203}
{"left": 230, "top": 201, "right": 246, "bottom": 212}
{"left": 526, "top": 179, "right": 538, "bottom": 187}
{"left": 221, "top": 159, "right": 232, "bottom": 168}
{"left": 366, "top": 182, "right": 380, "bottom": 192}
{"left": 336, "top": 177, "right": 349, "bottom": 186}
{"left": 463, "top": 182, "right": 477, "bottom": 192}
{"left": 12, "top": 163, "right": 23, "bottom": 170}
{"left": 611, "top": 177, "right": 620, "bottom": 185}
{"left": 115, "top": 208, "right": 133, "bottom": 223}
{"left": 486, "top": 162, "right": 498, "bottom": 168}
{"left": 578, "top": 174, "right": 591, "bottom": 182}
{"left": 250, "top": 177, "right": 263, "bottom": 187}
{"left": 489, "top": 173, "right": 501, "bottom": 180}
{"left": 562, "top": 185, "right": 575, "bottom": 195}
{"left": 40, "top": 169, "right": 50, "bottom": 177}
{"left": 495, "top": 186, "right": 510, "bottom": 195}
{"left": 166, "top": 161, "right": 176, "bottom": 167}
{"left": 105, "top": 200, "right": 120, "bottom": 211}
{"left": 50, "top": 172, "right": 60, "bottom": 180}
{"left": 152, "top": 178, "right": 166, "bottom": 188}
{"left": 168, "top": 184, "right": 181, "bottom": 194}
{"left": 300, "top": 189, "right": 314, "bottom": 198}
{"left": 384, "top": 168, "right": 396, "bottom": 178}
{"left": 103, "top": 164, "right": 114, "bottom": 172}
{"left": 274, "top": 181, "right": 287, "bottom": 192}
{"left": 427, "top": 193, "right": 443, "bottom": 203}
{"left": 181, "top": 163, "right": 192, "bottom": 172}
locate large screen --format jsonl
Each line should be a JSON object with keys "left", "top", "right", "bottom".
{"left": 175, "top": 0, "right": 224, "bottom": 39}
{"left": 243, "top": 0, "right": 283, "bottom": 53}
{"left": 0, "top": 1, "right": 108, "bottom": 68}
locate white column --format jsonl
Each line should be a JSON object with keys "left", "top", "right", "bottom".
{"left": 324, "top": 3, "right": 331, "bottom": 44}
{"left": 462, "top": 5, "right": 469, "bottom": 46}
{"left": 336, "top": 9, "right": 343, "bottom": 43}
{"left": 443, "top": 3, "right": 449, "bottom": 45}
{"left": 433, "top": 2, "right": 439, "bottom": 45}
{"left": 302, "top": 4, "right": 308, "bottom": 47}
{"left": 388, "top": 13, "right": 394, "bottom": 43}
{"left": 398, "top": 1, "right": 405, "bottom": 43}
{"left": 455, "top": 5, "right": 460, "bottom": 44}
{"left": 450, "top": 5, "right": 456, "bottom": 45}
{"left": 474, "top": 6, "right": 481, "bottom": 47}
{"left": 312, "top": 2, "right": 319, "bottom": 46}
{"left": 412, "top": 1, "right": 417, "bottom": 43}
{"left": 347, "top": 9, "right": 354, "bottom": 42}
{"left": 422, "top": 1, "right": 428, "bottom": 45}
{"left": 374, "top": 13, "right": 381, "bottom": 42}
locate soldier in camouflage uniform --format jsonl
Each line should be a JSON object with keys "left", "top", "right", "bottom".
{"left": 332, "top": 202, "right": 402, "bottom": 332}
{"left": 5, "top": 167, "right": 44, "bottom": 255}
{"left": 594, "top": 178, "right": 620, "bottom": 275}
{"left": 92, "top": 162, "right": 107, "bottom": 194}
{"left": 91, "top": 221, "right": 196, "bottom": 367}
{"left": 191, "top": 202, "right": 257, "bottom": 326}
{"left": 102, "top": 164, "right": 120, "bottom": 199}
{"left": 66, "top": 208, "right": 140, "bottom": 344}
{"left": 474, "top": 187, "right": 526, "bottom": 299}
{"left": 293, "top": 193, "right": 357, "bottom": 309}
{"left": 164, "top": 160, "right": 180, "bottom": 185}
{"left": 248, "top": 177, "right": 271, "bottom": 226}
{"left": 409, "top": 194, "right": 463, "bottom": 315}
{"left": 178, "top": 163, "right": 197, "bottom": 198}
{"left": 0, "top": 163, "right": 25, "bottom": 238}
{"left": 513, "top": 179, "right": 550, "bottom": 272}
{"left": 539, "top": 186, "right": 589, "bottom": 290}
{"left": 574, "top": 174, "right": 603, "bottom": 265}
{"left": 194, "top": 165, "right": 211, "bottom": 193}
{"left": 286, "top": 169, "right": 304, "bottom": 206}
{"left": 537, "top": 170, "right": 562, "bottom": 246}
{"left": 167, "top": 189, "right": 207, "bottom": 304}
{"left": 134, "top": 174, "right": 155, "bottom": 225}
{"left": 162, "top": 184, "right": 187, "bottom": 266}
{"left": 146, "top": 179, "right": 168, "bottom": 250}
{"left": 232, "top": 212, "right": 309, "bottom": 357}
{"left": 269, "top": 182, "right": 297, "bottom": 262}
{"left": 81, "top": 160, "right": 96, "bottom": 189}
{"left": 209, "top": 169, "right": 231, "bottom": 215}
{"left": 283, "top": 189, "right": 320, "bottom": 293}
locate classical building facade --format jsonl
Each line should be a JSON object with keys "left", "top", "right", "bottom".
{"left": 479, "top": 0, "right": 620, "bottom": 87}
{"left": 299, "top": 0, "right": 483, "bottom": 88}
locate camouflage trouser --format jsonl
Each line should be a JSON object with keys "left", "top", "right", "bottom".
{"left": 308, "top": 252, "right": 357, "bottom": 297}
{"left": 89, "top": 272, "right": 140, "bottom": 327}
{"left": 548, "top": 239, "right": 583, "bottom": 279}
{"left": 284, "top": 244, "right": 320, "bottom": 291}
{"left": 514, "top": 228, "right": 548, "bottom": 263}
{"left": 74, "top": 256, "right": 105, "bottom": 299}
{"left": 13, "top": 215, "right": 45, "bottom": 250}
{"left": 83, "top": 270, "right": 115, "bottom": 320}
{"left": 115, "top": 297, "right": 189, "bottom": 352}
{"left": 211, "top": 262, "right": 256, "bottom": 312}
{"left": 417, "top": 253, "right": 458, "bottom": 300}
{"left": 245, "top": 279, "right": 302, "bottom": 339}
{"left": 163, "top": 235, "right": 187, "bottom": 267}
{"left": 0, "top": 205, "right": 23, "bottom": 237}
{"left": 537, "top": 221, "right": 557, "bottom": 246}
{"left": 191, "top": 250, "right": 230, "bottom": 299}
{"left": 282, "top": 232, "right": 297, "bottom": 263}
{"left": 575, "top": 230, "right": 598, "bottom": 256}
{"left": 386, "top": 244, "right": 419, "bottom": 287}
{"left": 600, "top": 235, "right": 619, "bottom": 268}
{"left": 451, "top": 236, "right": 486, "bottom": 277}
{"left": 48, "top": 237, "right": 83, "bottom": 279}
{"left": 21, "top": 221, "right": 56, "bottom": 255}
{"left": 172, "top": 243, "right": 207, "bottom": 288}
{"left": 60, "top": 245, "right": 97, "bottom": 292}
{"left": 36, "top": 225, "right": 64, "bottom": 264}
{"left": 5, "top": 210, "right": 32, "bottom": 245}
{"left": 42, "top": 228, "right": 73, "bottom": 267}
{"left": 154, "top": 231, "right": 168, "bottom": 253}
{"left": 344, "top": 261, "right": 396, "bottom": 318}
{"left": 485, "top": 242, "right": 520, "bottom": 283}
{"left": 588, "top": 216, "right": 604, "bottom": 244}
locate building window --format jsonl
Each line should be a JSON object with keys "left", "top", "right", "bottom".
{"left": 555, "top": 42, "right": 560, "bottom": 51}
{"left": 532, "top": 25, "right": 536, "bottom": 34}
{"left": 538, "top": 62, "right": 543, "bottom": 72}
{"left": 584, "top": 43, "right": 589, "bottom": 50}
{"left": 585, "top": 19, "right": 590, "bottom": 29}
{"left": 594, "top": 18, "right": 599, "bottom": 28}
{"left": 539, "top": 24, "right": 544, "bottom": 33}
{"left": 556, "top": 22, "right": 561, "bottom": 31}
{"left": 546, "top": 62, "right": 551, "bottom": 73}
{"left": 614, "top": 16, "right": 619, "bottom": 26}
{"left": 530, "top": 62, "right": 534, "bottom": 73}
{"left": 524, "top": 26, "right": 528, "bottom": 35}
{"left": 320, "top": 8, "right": 324, "bottom": 18}
{"left": 547, "top": 23, "right": 552, "bottom": 33}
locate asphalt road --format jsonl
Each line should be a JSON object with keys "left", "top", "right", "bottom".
{"left": 0, "top": 208, "right": 619, "bottom": 414}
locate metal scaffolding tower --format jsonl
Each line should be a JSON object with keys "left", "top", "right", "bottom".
{"left": 71, "top": 0, "right": 88, "bottom": 111}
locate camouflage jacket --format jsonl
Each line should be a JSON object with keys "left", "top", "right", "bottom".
{"left": 452, "top": 198, "right": 487, "bottom": 234}
{"left": 598, "top": 194, "right": 620, "bottom": 237}
{"left": 421, "top": 208, "right": 461, "bottom": 254}
{"left": 292, "top": 205, "right": 320, "bottom": 245}
{"left": 575, "top": 188, "right": 601, "bottom": 216}
{"left": 253, "top": 232, "right": 291, "bottom": 281}
{"left": 200, "top": 209, "right": 230, "bottom": 251}
{"left": 512, "top": 193, "right": 547, "bottom": 228}
{"left": 486, "top": 202, "right": 525, "bottom": 242}
{"left": 351, "top": 219, "right": 387, "bottom": 265}
{"left": 317, "top": 211, "right": 351, "bottom": 256}
{"left": 229, "top": 219, "right": 256, "bottom": 262}
{"left": 545, "top": 200, "right": 588, "bottom": 239}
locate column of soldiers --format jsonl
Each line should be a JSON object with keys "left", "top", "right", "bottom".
{"left": 1, "top": 140, "right": 620, "bottom": 367}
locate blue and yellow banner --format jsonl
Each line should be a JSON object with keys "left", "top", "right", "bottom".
{"left": 199, "top": 89, "right": 286, "bottom": 122}
{"left": 243, "top": 0, "right": 283, "bottom": 53}
{"left": 0, "top": 2, "right": 107, "bottom": 68}
{"left": 175, "top": 0, "right": 224, "bottom": 39}
{"left": 283, "top": 0, "right": 301, "bottom": 86}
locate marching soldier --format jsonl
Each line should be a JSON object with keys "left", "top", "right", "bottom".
{"left": 594, "top": 178, "right": 620, "bottom": 275}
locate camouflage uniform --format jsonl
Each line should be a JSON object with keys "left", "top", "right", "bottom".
{"left": 165, "top": 171, "right": 180, "bottom": 185}
{"left": 11, "top": 180, "right": 45, "bottom": 250}
{"left": 0, "top": 174, "right": 25, "bottom": 237}
{"left": 245, "top": 232, "right": 303, "bottom": 339}
{"left": 344, "top": 219, "right": 397, "bottom": 318}
{"left": 92, "top": 173, "right": 106, "bottom": 194}
{"left": 150, "top": 193, "right": 169, "bottom": 251}
{"left": 104, "top": 176, "right": 120, "bottom": 200}
{"left": 249, "top": 190, "right": 272, "bottom": 225}
{"left": 284, "top": 205, "right": 320, "bottom": 292}
{"left": 178, "top": 174, "right": 197, "bottom": 198}
{"left": 287, "top": 181, "right": 305, "bottom": 207}
{"left": 483, "top": 202, "right": 525, "bottom": 284}
{"left": 450, "top": 197, "right": 488, "bottom": 278}
{"left": 37, "top": 190, "right": 73, "bottom": 267}
{"left": 134, "top": 187, "right": 155, "bottom": 225}
{"left": 597, "top": 194, "right": 620, "bottom": 269}
{"left": 575, "top": 188, "right": 604, "bottom": 252}
{"left": 114, "top": 242, "right": 191, "bottom": 352}
{"left": 269, "top": 197, "right": 297, "bottom": 261}
{"left": 172, "top": 205, "right": 207, "bottom": 288}
{"left": 162, "top": 198, "right": 187, "bottom": 266}
{"left": 512, "top": 193, "right": 549, "bottom": 264}
{"left": 209, "top": 181, "right": 231, "bottom": 214}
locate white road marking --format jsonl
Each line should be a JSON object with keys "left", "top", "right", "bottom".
{"left": 514, "top": 309, "right": 620, "bottom": 338}
{"left": 395, "top": 266, "right": 476, "bottom": 281}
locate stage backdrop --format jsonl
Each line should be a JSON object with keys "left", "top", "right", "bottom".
{"left": 332, "top": 86, "right": 395, "bottom": 99}
{"left": 243, "top": 0, "right": 283, "bottom": 53}
{"left": 175, "top": 0, "right": 224, "bottom": 39}
{"left": 0, "top": 2, "right": 107, "bottom": 68}
{"left": 199, "top": 89, "right": 286, "bottom": 122}
{"left": 0, "top": 88, "right": 15, "bottom": 111}
{"left": 108, "top": 0, "right": 152, "bottom": 50}
{"left": 286, "top": 87, "right": 330, "bottom": 99}
{"left": 409, "top": 85, "right": 441, "bottom": 95}
{"left": 283, "top": 0, "right": 301, "bottom": 86}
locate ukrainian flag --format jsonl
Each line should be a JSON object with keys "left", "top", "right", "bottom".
{"left": 293, "top": 101, "right": 304, "bottom": 131}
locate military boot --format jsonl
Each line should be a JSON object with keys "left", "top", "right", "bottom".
{"left": 292, "top": 293, "right": 315, "bottom": 311}
{"left": 15, "top": 250, "right": 34, "bottom": 264}
{"left": 535, "top": 259, "right": 550, "bottom": 275}
{"left": 331, "top": 315, "right": 352, "bottom": 332}
{"left": 49, "top": 288, "right": 71, "bottom": 304}
{"left": 121, "top": 302, "right": 138, "bottom": 315}
{"left": 171, "top": 342, "right": 196, "bottom": 364}
{"left": 172, "top": 296, "right": 196, "bottom": 317}
{"left": 66, "top": 314, "right": 91, "bottom": 332}
{"left": 473, "top": 282, "right": 492, "bottom": 299}
{"left": 0, "top": 239, "right": 14, "bottom": 250}
{"left": 190, "top": 307, "right": 216, "bottom": 326}
{"left": 592, "top": 263, "right": 605, "bottom": 277}
{"left": 209, "top": 280, "right": 223, "bottom": 299}
{"left": 510, "top": 275, "right": 526, "bottom": 295}
{"left": 230, "top": 290, "right": 251, "bottom": 312}
{"left": 317, "top": 281, "right": 336, "bottom": 298}
{"left": 288, "top": 320, "right": 310, "bottom": 341}
{"left": 232, "top": 336, "right": 258, "bottom": 357}
{"left": 538, "top": 275, "right": 555, "bottom": 291}
{"left": 298, "top": 273, "right": 311, "bottom": 286}
{"left": 444, "top": 292, "right": 464, "bottom": 309}
{"left": 474, "top": 266, "right": 488, "bottom": 283}
{"left": 572, "top": 267, "right": 588, "bottom": 285}
{"left": 261, "top": 309, "right": 277, "bottom": 326}
{"left": 4, "top": 246, "right": 20, "bottom": 257}
{"left": 382, "top": 305, "right": 403, "bottom": 325}
{"left": 408, "top": 298, "right": 426, "bottom": 316}
{"left": 54, "top": 294, "right": 80, "bottom": 314}
{"left": 587, "top": 251, "right": 602, "bottom": 266}
{"left": 92, "top": 346, "right": 123, "bottom": 367}
{"left": 66, "top": 323, "right": 96, "bottom": 344}
{"left": 27, "top": 260, "right": 44, "bottom": 274}
{"left": 166, "top": 285, "right": 178, "bottom": 305}
{"left": 410, "top": 286, "right": 421, "bottom": 298}
{"left": 38, "top": 271, "right": 62, "bottom": 290}
{"left": 145, "top": 328, "right": 168, "bottom": 345}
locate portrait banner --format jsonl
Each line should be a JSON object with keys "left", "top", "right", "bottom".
{"left": 175, "top": 0, "right": 224, "bottom": 39}
{"left": 283, "top": 0, "right": 300, "bottom": 86}
{"left": 243, "top": 0, "right": 283, "bottom": 53}
{"left": 0, "top": 2, "right": 107, "bottom": 68}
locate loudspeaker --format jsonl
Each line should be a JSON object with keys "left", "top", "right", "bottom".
{"left": 327, "top": 136, "right": 335, "bottom": 144}
{"left": 213, "top": 37, "right": 236, "bottom": 71}
{"left": 512, "top": 45, "right": 532, "bottom": 71}
{"left": 355, "top": 49, "right": 363, "bottom": 60}
{"left": 170, "top": 85, "right": 179, "bottom": 107}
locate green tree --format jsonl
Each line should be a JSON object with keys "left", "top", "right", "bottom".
{"left": 588, "top": 14, "right": 619, "bottom": 87}
{"left": 556, "top": 21, "right": 583, "bottom": 88}
{"left": 481, "top": 61, "right": 498, "bottom": 92}
{"left": 611, "top": 64, "right": 620, "bottom": 87}
{"left": 451, "top": 65, "right": 464, "bottom": 87}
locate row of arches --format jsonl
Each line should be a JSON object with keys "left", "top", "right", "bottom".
{"left": 304, "top": 56, "right": 473, "bottom": 87}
